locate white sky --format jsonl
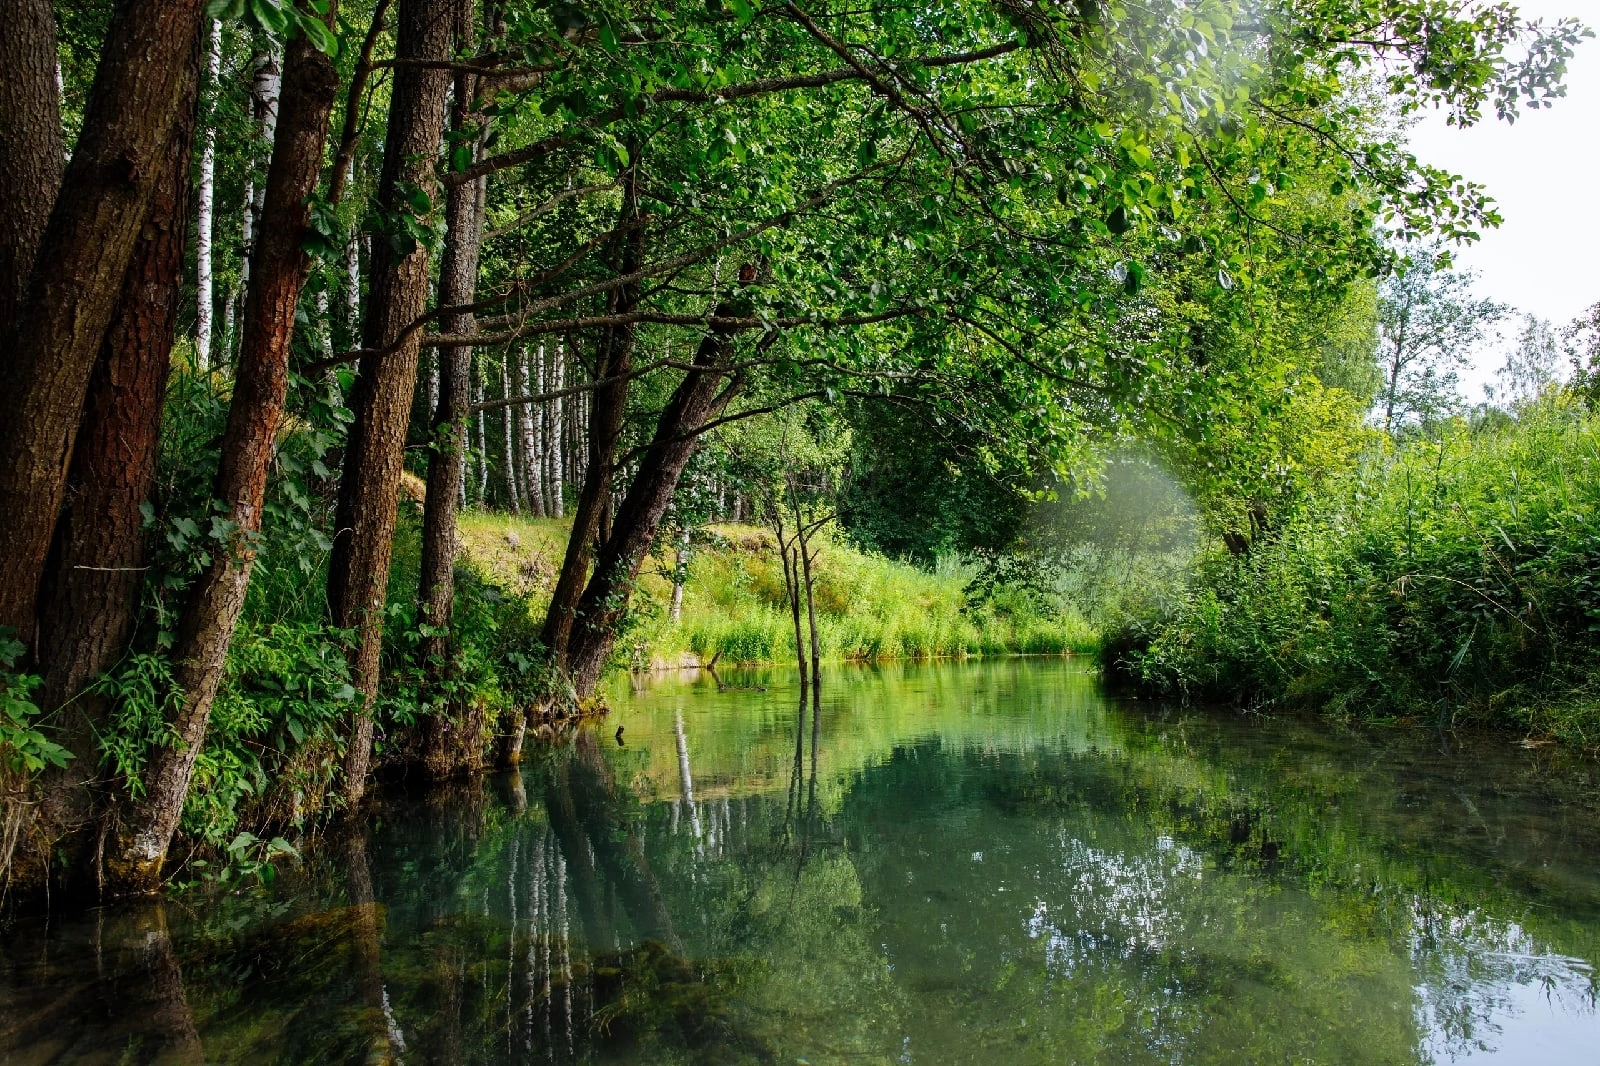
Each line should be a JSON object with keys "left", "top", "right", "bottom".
{"left": 1404, "top": 0, "right": 1599, "bottom": 397}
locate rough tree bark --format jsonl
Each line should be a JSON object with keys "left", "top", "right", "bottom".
{"left": 419, "top": 2, "right": 488, "bottom": 778}
{"left": 0, "top": 0, "right": 209, "bottom": 649}
{"left": 107, "top": 24, "right": 342, "bottom": 895}
{"left": 329, "top": 0, "right": 455, "bottom": 807}
{"left": 22, "top": 48, "right": 200, "bottom": 896}
{"left": 564, "top": 319, "right": 744, "bottom": 695}
{"left": 0, "top": 0, "right": 63, "bottom": 332}
{"left": 541, "top": 174, "right": 643, "bottom": 666}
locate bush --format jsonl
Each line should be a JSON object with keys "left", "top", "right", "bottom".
{"left": 1117, "top": 398, "right": 1600, "bottom": 747}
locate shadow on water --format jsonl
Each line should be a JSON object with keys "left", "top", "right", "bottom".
{"left": 4, "top": 658, "right": 1600, "bottom": 1064}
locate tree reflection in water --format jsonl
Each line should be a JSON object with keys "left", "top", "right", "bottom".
{"left": 4, "top": 660, "right": 1600, "bottom": 1064}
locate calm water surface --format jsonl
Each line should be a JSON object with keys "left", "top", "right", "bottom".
{"left": 4, "top": 659, "right": 1600, "bottom": 1064}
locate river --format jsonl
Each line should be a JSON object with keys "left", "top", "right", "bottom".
{"left": 3, "top": 659, "right": 1599, "bottom": 1063}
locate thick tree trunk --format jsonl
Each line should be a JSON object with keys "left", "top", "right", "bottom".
{"left": 0, "top": 0, "right": 63, "bottom": 333}
{"left": 565, "top": 322, "right": 742, "bottom": 695}
{"left": 194, "top": 19, "right": 221, "bottom": 370}
{"left": 419, "top": 11, "right": 487, "bottom": 778}
{"left": 106, "top": 27, "right": 341, "bottom": 895}
{"left": 21, "top": 49, "right": 200, "bottom": 895}
{"left": 541, "top": 180, "right": 642, "bottom": 666}
{"left": 0, "top": 0, "right": 209, "bottom": 648}
{"left": 329, "top": 0, "right": 455, "bottom": 807}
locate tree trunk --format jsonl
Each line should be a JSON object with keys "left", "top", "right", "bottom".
{"left": 796, "top": 516, "right": 822, "bottom": 688}
{"left": 669, "top": 526, "right": 690, "bottom": 623}
{"left": 0, "top": 0, "right": 63, "bottom": 335}
{"left": 193, "top": 19, "right": 222, "bottom": 370}
{"left": 501, "top": 358, "right": 521, "bottom": 513}
{"left": 0, "top": 0, "right": 209, "bottom": 649}
{"left": 549, "top": 348, "right": 566, "bottom": 516}
{"left": 22, "top": 48, "right": 200, "bottom": 896}
{"left": 329, "top": 0, "right": 456, "bottom": 808}
{"left": 565, "top": 321, "right": 742, "bottom": 695}
{"left": 528, "top": 348, "right": 553, "bottom": 515}
{"left": 419, "top": 7, "right": 487, "bottom": 778}
{"left": 474, "top": 358, "right": 489, "bottom": 503}
{"left": 541, "top": 179, "right": 643, "bottom": 666}
{"left": 232, "top": 44, "right": 283, "bottom": 360}
{"left": 106, "top": 25, "right": 341, "bottom": 894}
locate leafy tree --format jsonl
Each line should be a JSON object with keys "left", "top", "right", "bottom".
{"left": 1491, "top": 314, "right": 1566, "bottom": 410}
{"left": 1376, "top": 242, "right": 1508, "bottom": 433}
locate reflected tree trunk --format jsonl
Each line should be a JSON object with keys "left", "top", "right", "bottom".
{"left": 345, "top": 833, "right": 402, "bottom": 1065}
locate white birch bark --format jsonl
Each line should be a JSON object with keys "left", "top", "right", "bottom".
{"left": 502, "top": 358, "right": 521, "bottom": 513}
{"left": 474, "top": 356, "right": 488, "bottom": 503}
{"left": 550, "top": 346, "right": 566, "bottom": 517}
{"left": 230, "top": 45, "right": 281, "bottom": 362}
{"left": 531, "top": 348, "right": 550, "bottom": 515}
{"left": 194, "top": 19, "right": 222, "bottom": 369}
{"left": 670, "top": 526, "right": 690, "bottom": 622}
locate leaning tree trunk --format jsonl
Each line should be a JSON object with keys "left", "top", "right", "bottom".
{"left": 541, "top": 175, "right": 643, "bottom": 666}
{"left": 107, "top": 24, "right": 342, "bottom": 895}
{"left": 0, "top": 0, "right": 209, "bottom": 649}
{"left": 564, "top": 321, "right": 743, "bottom": 695}
{"left": 419, "top": 7, "right": 488, "bottom": 778}
{"left": 0, "top": 0, "right": 63, "bottom": 333}
{"left": 329, "top": 0, "right": 456, "bottom": 808}
{"left": 21, "top": 48, "right": 200, "bottom": 897}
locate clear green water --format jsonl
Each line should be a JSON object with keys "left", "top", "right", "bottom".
{"left": 5, "top": 659, "right": 1600, "bottom": 1064}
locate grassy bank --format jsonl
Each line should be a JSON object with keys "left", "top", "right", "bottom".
{"left": 457, "top": 515, "right": 1096, "bottom": 667}
{"left": 1114, "top": 399, "right": 1600, "bottom": 749}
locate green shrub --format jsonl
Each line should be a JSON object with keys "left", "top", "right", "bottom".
{"left": 1118, "top": 398, "right": 1600, "bottom": 747}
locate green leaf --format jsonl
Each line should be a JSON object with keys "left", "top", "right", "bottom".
{"left": 1107, "top": 205, "right": 1131, "bottom": 234}
{"left": 299, "top": 14, "right": 338, "bottom": 57}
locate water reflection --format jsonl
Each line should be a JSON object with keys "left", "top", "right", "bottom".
{"left": 3, "top": 659, "right": 1600, "bottom": 1064}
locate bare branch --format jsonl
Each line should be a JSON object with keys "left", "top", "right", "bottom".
{"left": 328, "top": 0, "right": 393, "bottom": 207}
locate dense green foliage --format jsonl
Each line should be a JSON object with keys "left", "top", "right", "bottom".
{"left": 1119, "top": 399, "right": 1600, "bottom": 747}
{"left": 1, "top": 0, "right": 1592, "bottom": 898}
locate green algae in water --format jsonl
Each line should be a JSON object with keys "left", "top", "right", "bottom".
{"left": 4, "top": 659, "right": 1599, "bottom": 1063}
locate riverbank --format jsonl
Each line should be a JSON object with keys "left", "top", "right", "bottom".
{"left": 1108, "top": 399, "right": 1600, "bottom": 752}
{"left": 456, "top": 514, "right": 1098, "bottom": 668}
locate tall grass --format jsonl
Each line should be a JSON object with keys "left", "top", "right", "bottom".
{"left": 636, "top": 527, "right": 1096, "bottom": 664}
{"left": 457, "top": 519, "right": 1096, "bottom": 667}
{"left": 1118, "top": 399, "right": 1600, "bottom": 747}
